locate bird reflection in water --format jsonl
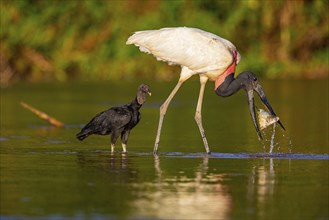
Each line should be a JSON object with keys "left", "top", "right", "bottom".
{"left": 132, "top": 156, "right": 232, "bottom": 220}
{"left": 76, "top": 151, "right": 135, "bottom": 179}
{"left": 247, "top": 158, "right": 278, "bottom": 218}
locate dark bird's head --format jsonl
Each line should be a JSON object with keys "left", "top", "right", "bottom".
{"left": 239, "top": 71, "right": 285, "bottom": 139}
{"left": 137, "top": 84, "right": 152, "bottom": 105}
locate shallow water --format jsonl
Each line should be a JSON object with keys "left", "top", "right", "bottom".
{"left": 1, "top": 80, "right": 328, "bottom": 219}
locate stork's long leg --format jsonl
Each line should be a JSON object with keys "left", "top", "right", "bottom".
{"left": 153, "top": 81, "right": 183, "bottom": 154}
{"left": 195, "top": 75, "right": 210, "bottom": 154}
{"left": 153, "top": 67, "right": 193, "bottom": 155}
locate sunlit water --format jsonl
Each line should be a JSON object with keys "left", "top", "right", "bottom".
{"left": 1, "top": 80, "right": 328, "bottom": 220}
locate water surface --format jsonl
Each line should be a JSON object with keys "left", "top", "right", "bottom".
{"left": 1, "top": 80, "right": 328, "bottom": 219}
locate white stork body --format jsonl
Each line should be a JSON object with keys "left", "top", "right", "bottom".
{"left": 126, "top": 27, "right": 241, "bottom": 154}
{"left": 127, "top": 27, "right": 240, "bottom": 81}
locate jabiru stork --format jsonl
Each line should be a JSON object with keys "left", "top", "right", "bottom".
{"left": 126, "top": 27, "right": 284, "bottom": 155}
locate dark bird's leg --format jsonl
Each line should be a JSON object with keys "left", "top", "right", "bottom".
{"left": 111, "top": 131, "right": 120, "bottom": 153}
{"left": 121, "top": 130, "right": 130, "bottom": 153}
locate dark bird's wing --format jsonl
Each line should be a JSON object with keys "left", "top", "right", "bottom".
{"left": 103, "top": 106, "right": 133, "bottom": 131}
{"left": 76, "top": 106, "right": 132, "bottom": 140}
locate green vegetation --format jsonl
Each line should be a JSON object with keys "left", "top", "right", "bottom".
{"left": 0, "top": 0, "right": 328, "bottom": 85}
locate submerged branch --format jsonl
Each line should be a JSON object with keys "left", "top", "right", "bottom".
{"left": 20, "top": 101, "right": 64, "bottom": 127}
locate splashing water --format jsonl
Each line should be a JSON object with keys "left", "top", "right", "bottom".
{"left": 260, "top": 123, "right": 277, "bottom": 154}
{"left": 269, "top": 123, "right": 276, "bottom": 153}
{"left": 257, "top": 108, "right": 293, "bottom": 153}
{"left": 260, "top": 122, "right": 293, "bottom": 154}
{"left": 282, "top": 132, "right": 294, "bottom": 153}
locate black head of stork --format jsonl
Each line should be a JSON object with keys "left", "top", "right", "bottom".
{"left": 215, "top": 71, "right": 285, "bottom": 140}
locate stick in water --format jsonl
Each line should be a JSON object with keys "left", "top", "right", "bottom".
{"left": 20, "top": 101, "right": 64, "bottom": 127}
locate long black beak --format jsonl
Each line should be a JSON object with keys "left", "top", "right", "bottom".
{"left": 246, "top": 81, "right": 285, "bottom": 140}
{"left": 246, "top": 88, "right": 262, "bottom": 140}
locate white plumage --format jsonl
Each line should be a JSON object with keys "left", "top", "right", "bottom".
{"left": 126, "top": 27, "right": 241, "bottom": 154}
{"left": 126, "top": 27, "right": 240, "bottom": 80}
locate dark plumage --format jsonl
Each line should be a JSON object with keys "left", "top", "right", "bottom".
{"left": 76, "top": 84, "right": 151, "bottom": 152}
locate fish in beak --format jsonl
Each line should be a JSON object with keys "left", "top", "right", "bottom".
{"left": 257, "top": 108, "right": 279, "bottom": 130}
{"left": 244, "top": 75, "right": 285, "bottom": 140}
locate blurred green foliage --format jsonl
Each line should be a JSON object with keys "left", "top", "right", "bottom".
{"left": 0, "top": 0, "right": 328, "bottom": 85}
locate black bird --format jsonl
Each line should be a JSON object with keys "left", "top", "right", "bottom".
{"left": 76, "top": 84, "right": 151, "bottom": 153}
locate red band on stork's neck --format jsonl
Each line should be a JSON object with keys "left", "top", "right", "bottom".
{"left": 214, "top": 51, "right": 237, "bottom": 90}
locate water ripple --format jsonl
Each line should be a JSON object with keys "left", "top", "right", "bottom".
{"left": 160, "top": 152, "right": 329, "bottom": 160}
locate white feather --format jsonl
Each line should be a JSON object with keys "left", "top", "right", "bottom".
{"left": 126, "top": 27, "right": 241, "bottom": 75}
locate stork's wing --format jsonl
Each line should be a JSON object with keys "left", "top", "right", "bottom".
{"left": 127, "top": 27, "right": 240, "bottom": 73}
